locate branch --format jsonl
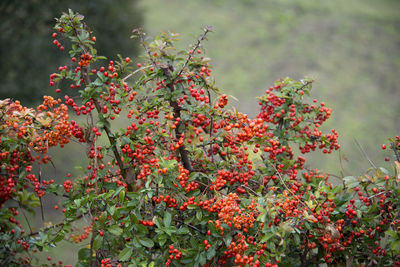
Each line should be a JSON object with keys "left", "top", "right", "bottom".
{"left": 175, "top": 219, "right": 205, "bottom": 234}
{"left": 354, "top": 139, "right": 377, "bottom": 171}
{"left": 161, "top": 66, "right": 194, "bottom": 173}
{"left": 301, "top": 232, "right": 310, "bottom": 267}
{"left": 176, "top": 25, "right": 212, "bottom": 78}
{"left": 81, "top": 67, "right": 127, "bottom": 182}
{"left": 122, "top": 66, "right": 151, "bottom": 83}
{"left": 391, "top": 142, "right": 400, "bottom": 162}
{"left": 25, "top": 213, "right": 84, "bottom": 237}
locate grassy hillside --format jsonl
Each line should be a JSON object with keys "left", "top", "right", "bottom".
{"left": 139, "top": 0, "right": 400, "bottom": 174}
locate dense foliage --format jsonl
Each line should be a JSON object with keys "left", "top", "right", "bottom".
{"left": 1, "top": 10, "right": 399, "bottom": 267}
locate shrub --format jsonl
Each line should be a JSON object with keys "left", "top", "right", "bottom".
{"left": 1, "top": 9, "right": 399, "bottom": 267}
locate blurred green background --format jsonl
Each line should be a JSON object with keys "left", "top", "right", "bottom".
{"left": 139, "top": 0, "right": 400, "bottom": 175}
{"left": 1, "top": 0, "right": 399, "bottom": 265}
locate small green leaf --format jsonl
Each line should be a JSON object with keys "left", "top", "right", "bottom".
{"left": 392, "top": 239, "right": 400, "bottom": 252}
{"left": 78, "top": 248, "right": 91, "bottom": 261}
{"left": 109, "top": 225, "right": 123, "bottom": 236}
{"left": 343, "top": 176, "right": 359, "bottom": 188}
{"left": 386, "top": 230, "right": 398, "bottom": 239}
{"left": 53, "top": 232, "right": 65, "bottom": 243}
{"left": 118, "top": 247, "right": 132, "bottom": 261}
{"left": 93, "top": 235, "right": 103, "bottom": 250}
{"left": 260, "top": 232, "right": 274, "bottom": 243}
{"left": 196, "top": 210, "right": 202, "bottom": 220}
{"left": 158, "top": 234, "right": 167, "bottom": 246}
{"left": 164, "top": 211, "right": 172, "bottom": 227}
{"left": 119, "top": 190, "right": 125, "bottom": 203}
{"left": 223, "top": 235, "right": 232, "bottom": 246}
{"left": 139, "top": 237, "right": 154, "bottom": 248}
{"left": 177, "top": 226, "right": 189, "bottom": 235}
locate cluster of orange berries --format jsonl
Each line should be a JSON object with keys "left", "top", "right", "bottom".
{"left": 1, "top": 97, "right": 71, "bottom": 156}
{"left": 51, "top": 32, "right": 64, "bottom": 51}
{"left": 203, "top": 239, "right": 212, "bottom": 251}
{"left": 276, "top": 196, "right": 302, "bottom": 218}
{"left": 100, "top": 258, "right": 122, "bottom": 267}
{"left": 78, "top": 52, "right": 92, "bottom": 67}
{"left": 202, "top": 193, "right": 259, "bottom": 236}
{"left": 0, "top": 98, "right": 72, "bottom": 202}
{"left": 217, "top": 194, "right": 258, "bottom": 232}
{"left": 214, "top": 94, "right": 228, "bottom": 109}
{"left": 166, "top": 245, "right": 181, "bottom": 266}
{"left": 176, "top": 164, "right": 196, "bottom": 192}
{"left": 152, "top": 194, "right": 177, "bottom": 208}
{"left": 97, "top": 60, "right": 119, "bottom": 79}
{"left": 33, "top": 96, "right": 71, "bottom": 154}
{"left": 63, "top": 180, "right": 72, "bottom": 193}
{"left": 139, "top": 219, "right": 155, "bottom": 226}
{"left": 71, "top": 226, "right": 92, "bottom": 243}
{"left": 223, "top": 233, "right": 252, "bottom": 266}
{"left": 170, "top": 132, "right": 185, "bottom": 151}
{"left": 186, "top": 84, "right": 210, "bottom": 103}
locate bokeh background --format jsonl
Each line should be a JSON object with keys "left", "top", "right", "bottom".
{"left": 1, "top": 0, "right": 399, "bottom": 264}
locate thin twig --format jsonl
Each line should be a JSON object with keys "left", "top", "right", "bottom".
{"left": 264, "top": 157, "right": 311, "bottom": 211}
{"left": 176, "top": 26, "right": 212, "bottom": 79}
{"left": 122, "top": 66, "right": 151, "bottom": 82}
{"left": 38, "top": 164, "right": 45, "bottom": 222}
{"left": 175, "top": 219, "right": 205, "bottom": 234}
{"left": 21, "top": 209, "right": 33, "bottom": 235}
{"left": 354, "top": 139, "right": 377, "bottom": 170}
{"left": 26, "top": 213, "right": 84, "bottom": 237}
{"left": 367, "top": 191, "right": 386, "bottom": 199}
{"left": 391, "top": 142, "right": 400, "bottom": 162}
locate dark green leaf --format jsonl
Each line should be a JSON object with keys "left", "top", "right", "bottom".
{"left": 108, "top": 225, "right": 123, "bottom": 236}
{"left": 78, "top": 248, "right": 91, "bottom": 261}
{"left": 93, "top": 235, "right": 103, "bottom": 250}
{"left": 118, "top": 247, "right": 132, "bottom": 261}
{"left": 139, "top": 237, "right": 154, "bottom": 248}
{"left": 164, "top": 211, "right": 172, "bottom": 227}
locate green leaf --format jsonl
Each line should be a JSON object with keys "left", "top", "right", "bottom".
{"left": 133, "top": 237, "right": 141, "bottom": 248}
{"left": 109, "top": 205, "right": 116, "bottom": 216}
{"left": 118, "top": 247, "right": 133, "bottom": 261}
{"left": 97, "top": 71, "right": 106, "bottom": 82}
{"left": 223, "top": 235, "right": 232, "bottom": 246}
{"left": 392, "top": 239, "right": 400, "bottom": 252}
{"left": 53, "top": 232, "right": 65, "bottom": 243}
{"left": 343, "top": 176, "right": 359, "bottom": 188}
{"left": 108, "top": 225, "right": 123, "bottom": 236}
{"left": 78, "top": 248, "right": 91, "bottom": 261}
{"left": 139, "top": 237, "right": 154, "bottom": 248}
{"left": 199, "top": 252, "right": 206, "bottom": 265}
{"left": 99, "top": 211, "right": 107, "bottom": 224}
{"left": 386, "top": 230, "right": 398, "bottom": 239}
{"left": 207, "top": 246, "right": 216, "bottom": 260}
{"left": 260, "top": 232, "right": 274, "bottom": 243}
{"left": 196, "top": 210, "right": 202, "bottom": 220}
{"left": 177, "top": 226, "right": 189, "bottom": 235}
{"left": 119, "top": 190, "right": 125, "bottom": 203}
{"left": 158, "top": 234, "right": 167, "bottom": 246}
{"left": 93, "top": 235, "right": 103, "bottom": 250}
{"left": 164, "top": 211, "right": 172, "bottom": 227}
